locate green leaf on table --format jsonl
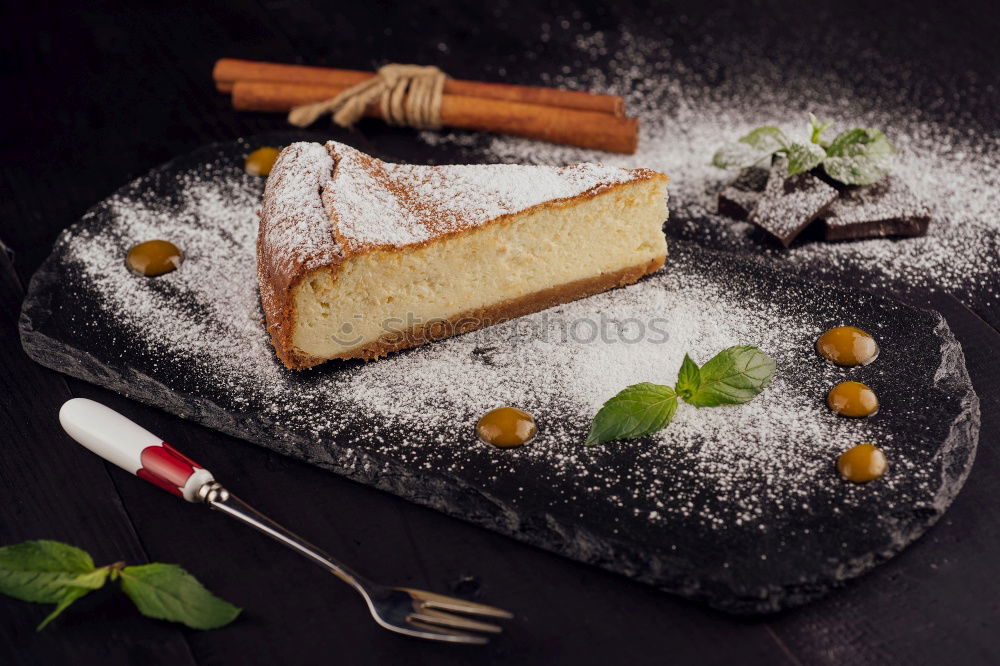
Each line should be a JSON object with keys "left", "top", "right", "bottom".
{"left": 0, "top": 540, "right": 111, "bottom": 630}
{"left": 711, "top": 126, "right": 789, "bottom": 169}
{"left": 0, "top": 541, "right": 240, "bottom": 631}
{"left": 825, "top": 127, "right": 893, "bottom": 156}
{"left": 585, "top": 383, "right": 678, "bottom": 447}
{"left": 683, "top": 345, "right": 776, "bottom": 407}
{"left": 36, "top": 586, "right": 94, "bottom": 631}
{"left": 739, "top": 126, "right": 789, "bottom": 152}
{"left": 711, "top": 142, "right": 766, "bottom": 169}
{"left": 119, "top": 563, "right": 241, "bottom": 630}
{"left": 713, "top": 115, "right": 899, "bottom": 185}
{"left": 0, "top": 540, "right": 109, "bottom": 603}
{"left": 785, "top": 142, "right": 827, "bottom": 176}
{"left": 808, "top": 113, "right": 832, "bottom": 146}
{"left": 822, "top": 128, "right": 896, "bottom": 185}
{"left": 674, "top": 354, "right": 701, "bottom": 401}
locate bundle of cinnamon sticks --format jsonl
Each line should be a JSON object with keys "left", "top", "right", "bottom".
{"left": 213, "top": 58, "right": 638, "bottom": 154}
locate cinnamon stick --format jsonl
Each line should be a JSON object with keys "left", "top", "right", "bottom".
{"left": 231, "top": 81, "right": 638, "bottom": 154}
{"left": 214, "top": 58, "right": 625, "bottom": 117}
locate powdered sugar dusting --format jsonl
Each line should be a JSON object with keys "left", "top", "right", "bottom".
{"left": 260, "top": 142, "right": 342, "bottom": 273}
{"left": 55, "top": 147, "right": 950, "bottom": 531}
{"left": 257, "top": 142, "right": 343, "bottom": 329}
{"left": 320, "top": 141, "right": 651, "bottom": 253}
{"left": 824, "top": 176, "right": 931, "bottom": 229}
{"left": 748, "top": 158, "right": 837, "bottom": 244}
{"left": 30, "top": 21, "right": 984, "bottom": 608}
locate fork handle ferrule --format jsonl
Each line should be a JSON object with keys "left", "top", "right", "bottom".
{"left": 59, "top": 398, "right": 214, "bottom": 502}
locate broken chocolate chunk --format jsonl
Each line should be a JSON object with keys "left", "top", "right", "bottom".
{"left": 718, "top": 166, "right": 768, "bottom": 220}
{"left": 822, "top": 177, "right": 931, "bottom": 241}
{"left": 748, "top": 158, "right": 839, "bottom": 247}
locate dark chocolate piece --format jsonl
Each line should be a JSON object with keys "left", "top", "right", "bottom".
{"left": 823, "top": 176, "right": 932, "bottom": 241}
{"left": 717, "top": 166, "right": 768, "bottom": 220}
{"left": 747, "top": 158, "right": 839, "bottom": 247}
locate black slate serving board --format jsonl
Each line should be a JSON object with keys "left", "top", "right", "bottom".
{"left": 19, "top": 135, "right": 981, "bottom": 613}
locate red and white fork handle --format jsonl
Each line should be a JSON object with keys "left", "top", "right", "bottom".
{"left": 58, "top": 398, "right": 367, "bottom": 590}
{"left": 59, "top": 398, "right": 215, "bottom": 502}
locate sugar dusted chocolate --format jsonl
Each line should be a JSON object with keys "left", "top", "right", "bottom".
{"left": 747, "top": 158, "right": 838, "bottom": 247}
{"left": 717, "top": 166, "right": 768, "bottom": 220}
{"left": 822, "top": 176, "right": 931, "bottom": 241}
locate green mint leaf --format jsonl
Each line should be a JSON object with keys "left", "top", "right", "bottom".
{"left": 36, "top": 586, "right": 93, "bottom": 631}
{"left": 785, "top": 142, "right": 827, "bottom": 176}
{"left": 823, "top": 155, "right": 891, "bottom": 185}
{"left": 0, "top": 540, "right": 111, "bottom": 630}
{"left": 712, "top": 126, "right": 789, "bottom": 170}
{"left": 119, "top": 564, "right": 241, "bottom": 630}
{"left": 585, "top": 383, "right": 678, "bottom": 446}
{"left": 739, "top": 126, "right": 789, "bottom": 152}
{"left": 0, "top": 540, "right": 106, "bottom": 604}
{"left": 684, "top": 345, "right": 776, "bottom": 407}
{"left": 825, "top": 128, "right": 894, "bottom": 156}
{"left": 808, "top": 113, "right": 832, "bottom": 146}
{"left": 822, "top": 128, "right": 896, "bottom": 185}
{"left": 674, "top": 354, "right": 701, "bottom": 400}
{"left": 712, "top": 142, "right": 767, "bottom": 169}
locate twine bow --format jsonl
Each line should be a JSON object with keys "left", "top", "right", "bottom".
{"left": 287, "top": 64, "right": 447, "bottom": 130}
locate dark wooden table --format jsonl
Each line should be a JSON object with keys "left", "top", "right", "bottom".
{"left": 3, "top": 1, "right": 999, "bottom": 664}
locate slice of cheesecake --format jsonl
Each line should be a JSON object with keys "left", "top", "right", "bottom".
{"left": 257, "top": 141, "right": 668, "bottom": 370}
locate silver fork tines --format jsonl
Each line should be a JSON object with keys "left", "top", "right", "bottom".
{"left": 205, "top": 488, "right": 512, "bottom": 644}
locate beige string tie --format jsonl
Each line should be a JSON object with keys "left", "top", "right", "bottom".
{"left": 288, "top": 64, "right": 447, "bottom": 130}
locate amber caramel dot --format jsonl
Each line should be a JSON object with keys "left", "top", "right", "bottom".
{"left": 827, "top": 381, "right": 879, "bottom": 418}
{"left": 126, "top": 240, "right": 183, "bottom": 277}
{"left": 816, "top": 326, "right": 879, "bottom": 366}
{"left": 837, "top": 443, "right": 887, "bottom": 483}
{"left": 245, "top": 147, "right": 282, "bottom": 176}
{"left": 476, "top": 407, "right": 537, "bottom": 448}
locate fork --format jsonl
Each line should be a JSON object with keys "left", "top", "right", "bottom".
{"left": 58, "top": 398, "right": 512, "bottom": 644}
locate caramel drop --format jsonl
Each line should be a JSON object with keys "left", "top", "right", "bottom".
{"left": 827, "top": 381, "right": 879, "bottom": 418}
{"left": 816, "top": 326, "right": 879, "bottom": 366}
{"left": 837, "top": 443, "right": 887, "bottom": 483}
{"left": 245, "top": 147, "right": 282, "bottom": 176}
{"left": 476, "top": 407, "right": 537, "bottom": 448}
{"left": 126, "top": 240, "right": 183, "bottom": 277}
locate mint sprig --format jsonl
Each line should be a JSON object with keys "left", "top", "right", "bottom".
{"left": 585, "top": 383, "right": 678, "bottom": 446}
{"left": 0, "top": 540, "right": 240, "bottom": 631}
{"left": 585, "top": 346, "right": 776, "bottom": 447}
{"left": 712, "top": 114, "right": 896, "bottom": 185}
{"left": 785, "top": 142, "right": 827, "bottom": 177}
{"left": 119, "top": 563, "right": 242, "bottom": 630}
{"left": 679, "top": 345, "right": 776, "bottom": 407}
{"left": 711, "top": 126, "right": 789, "bottom": 171}
{"left": 823, "top": 128, "right": 895, "bottom": 185}
{"left": 674, "top": 354, "right": 700, "bottom": 400}
{"left": 808, "top": 113, "right": 833, "bottom": 147}
{"left": 0, "top": 541, "right": 111, "bottom": 630}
